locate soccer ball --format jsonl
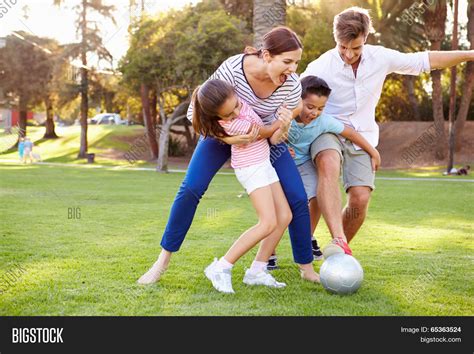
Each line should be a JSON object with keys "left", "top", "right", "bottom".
{"left": 320, "top": 253, "right": 364, "bottom": 295}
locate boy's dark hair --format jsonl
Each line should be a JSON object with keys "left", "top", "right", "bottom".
{"left": 301, "top": 76, "right": 332, "bottom": 98}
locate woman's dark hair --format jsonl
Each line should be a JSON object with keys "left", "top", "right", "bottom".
{"left": 192, "top": 79, "right": 235, "bottom": 139}
{"left": 244, "top": 26, "right": 303, "bottom": 57}
{"left": 300, "top": 76, "right": 332, "bottom": 98}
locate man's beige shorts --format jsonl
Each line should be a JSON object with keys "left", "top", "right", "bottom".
{"left": 310, "top": 133, "right": 375, "bottom": 192}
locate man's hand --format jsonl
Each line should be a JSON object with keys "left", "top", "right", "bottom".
{"left": 371, "top": 149, "right": 381, "bottom": 172}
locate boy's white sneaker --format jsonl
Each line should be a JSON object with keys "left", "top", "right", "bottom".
{"left": 243, "top": 269, "right": 286, "bottom": 288}
{"left": 204, "top": 259, "right": 234, "bottom": 294}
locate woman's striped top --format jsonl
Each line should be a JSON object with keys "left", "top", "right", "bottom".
{"left": 187, "top": 54, "right": 302, "bottom": 126}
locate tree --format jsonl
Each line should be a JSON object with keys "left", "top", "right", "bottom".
{"left": 424, "top": 0, "right": 448, "bottom": 160}
{"left": 0, "top": 32, "right": 56, "bottom": 139}
{"left": 253, "top": 0, "right": 286, "bottom": 46}
{"left": 220, "top": 0, "right": 253, "bottom": 32}
{"left": 53, "top": 0, "right": 115, "bottom": 158}
{"left": 120, "top": 0, "right": 249, "bottom": 171}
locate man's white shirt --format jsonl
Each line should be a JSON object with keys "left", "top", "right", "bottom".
{"left": 301, "top": 44, "right": 431, "bottom": 149}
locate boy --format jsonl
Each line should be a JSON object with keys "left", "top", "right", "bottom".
{"left": 288, "top": 75, "right": 381, "bottom": 259}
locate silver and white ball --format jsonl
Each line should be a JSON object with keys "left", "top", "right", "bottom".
{"left": 320, "top": 253, "right": 364, "bottom": 295}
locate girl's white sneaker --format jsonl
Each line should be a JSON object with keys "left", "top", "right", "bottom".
{"left": 243, "top": 269, "right": 286, "bottom": 288}
{"left": 204, "top": 259, "right": 235, "bottom": 294}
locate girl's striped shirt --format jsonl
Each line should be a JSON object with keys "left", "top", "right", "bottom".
{"left": 219, "top": 100, "right": 270, "bottom": 169}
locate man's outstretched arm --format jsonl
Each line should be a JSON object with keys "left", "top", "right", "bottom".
{"left": 429, "top": 50, "right": 474, "bottom": 70}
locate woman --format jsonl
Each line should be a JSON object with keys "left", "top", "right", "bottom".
{"left": 139, "top": 26, "right": 319, "bottom": 284}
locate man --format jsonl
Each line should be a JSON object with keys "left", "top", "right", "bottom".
{"left": 301, "top": 7, "right": 474, "bottom": 253}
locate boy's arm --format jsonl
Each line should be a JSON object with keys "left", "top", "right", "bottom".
{"left": 340, "top": 126, "right": 381, "bottom": 171}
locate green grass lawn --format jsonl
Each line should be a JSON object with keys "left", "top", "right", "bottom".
{"left": 0, "top": 163, "right": 472, "bottom": 316}
{"left": 0, "top": 125, "right": 151, "bottom": 167}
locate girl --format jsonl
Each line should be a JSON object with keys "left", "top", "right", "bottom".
{"left": 192, "top": 79, "right": 290, "bottom": 293}
{"left": 18, "top": 137, "right": 25, "bottom": 163}
{"left": 139, "top": 27, "right": 319, "bottom": 285}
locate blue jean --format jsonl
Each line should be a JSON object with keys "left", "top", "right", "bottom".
{"left": 160, "top": 136, "right": 313, "bottom": 264}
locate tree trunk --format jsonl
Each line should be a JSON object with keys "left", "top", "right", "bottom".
{"left": 455, "top": 0, "right": 474, "bottom": 151}
{"left": 431, "top": 68, "right": 447, "bottom": 160}
{"left": 424, "top": 1, "right": 447, "bottom": 160}
{"left": 18, "top": 95, "right": 27, "bottom": 139}
{"left": 105, "top": 92, "right": 114, "bottom": 113}
{"left": 253, "top": 0, "right": 286, "bottom": 46}
{"left": 150, "top": 90, "right": 158, "bottom": 127}
{"left": 78, "top": 0, "right": 89, "bottom": 159}
{"left": 156, "top": 119, "right": 172, "bottom": 173}
{"left": 140, "top": 83, "right": 158, "bottom": 159}
{"left": 447, "top": 0, "right": 459, "bottom": 172}
{"left": 403, "top": 76, "right": 420, "bottom": 121}
{"left": 43, "top": 97, "right": 58, "bottom": 139}
{"left": 183, "top": 123, "right": 196, "bottom": 152}
{"left": 156, "top": 101, "right": 188, "bottom": 173}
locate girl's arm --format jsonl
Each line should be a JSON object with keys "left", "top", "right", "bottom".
{"left": 340, "top": 126, "right": 381, "bottom": 171}
{"left": 220, "top": 99, "right": 301, "bottom": 145}
{"left": 219, "top": 125, "right": 259, "bottom": 145}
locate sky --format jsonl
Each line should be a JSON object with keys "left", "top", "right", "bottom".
{"left": 0, "top": 0, "right": 470, "bottom": 70}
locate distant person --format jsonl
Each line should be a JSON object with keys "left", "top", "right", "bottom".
{"left": 457, "top": 165, "right": 470, "bottom": 176}
{"left": 18, "top": 137, "right": 25, "bottom": 163}
{"left": 23, "top": 137, "right": 33, "bottom": 164}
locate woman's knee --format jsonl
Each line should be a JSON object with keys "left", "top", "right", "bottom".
{"left": 176, "top": 177, "right": 210, "bottom": 201}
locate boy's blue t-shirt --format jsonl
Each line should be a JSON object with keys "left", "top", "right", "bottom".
{"left": 288, "top": 113, "right": 345, "bottom": 166}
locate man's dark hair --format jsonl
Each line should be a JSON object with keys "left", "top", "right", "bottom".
{"left": 301, "top": 75, "right": 332, "bottom": 98}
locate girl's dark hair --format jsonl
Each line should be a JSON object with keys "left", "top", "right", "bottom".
{"left": 192, "top": 79, "right": 235, "bottom": 138}
{"left": 301, "top": 76, "right": 332, "bottom": 98}
{"left": 244, "top": 26, "right": 303, "bottom": 57}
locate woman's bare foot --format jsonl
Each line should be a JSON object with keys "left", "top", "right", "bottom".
{"left": 137, "top": 249, "right": 172, "bottom": 285}
{"left": 299, "top": 263, "right": 320, "bottom": 283}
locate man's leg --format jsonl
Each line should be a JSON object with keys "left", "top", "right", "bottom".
{"left": 341, "top": 140, "right": 375, "bottom": 244}
{"left": 343, "top": 187, "right": 371, "bottom": 243}
{"left": 308, "top": 197, "right": 321, "bottom": 237}
{"left": 311, "top": 134, "right": 347, "bottom": 241}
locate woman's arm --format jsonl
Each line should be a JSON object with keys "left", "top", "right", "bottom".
{"left": 269, "top": 125, "right": 291, "bottom": 145}
{"left": 340, "top": 126, "right": 381, "bottom": 171}
{"left": 258, "top": 120, "right": 281, "bottom": 139}
{"left": 269, "top": 102, "right": 298, "bottom": 145}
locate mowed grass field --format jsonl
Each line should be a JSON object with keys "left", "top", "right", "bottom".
{"left": 0, "top": 163, "right": 473, "bottom": 316}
